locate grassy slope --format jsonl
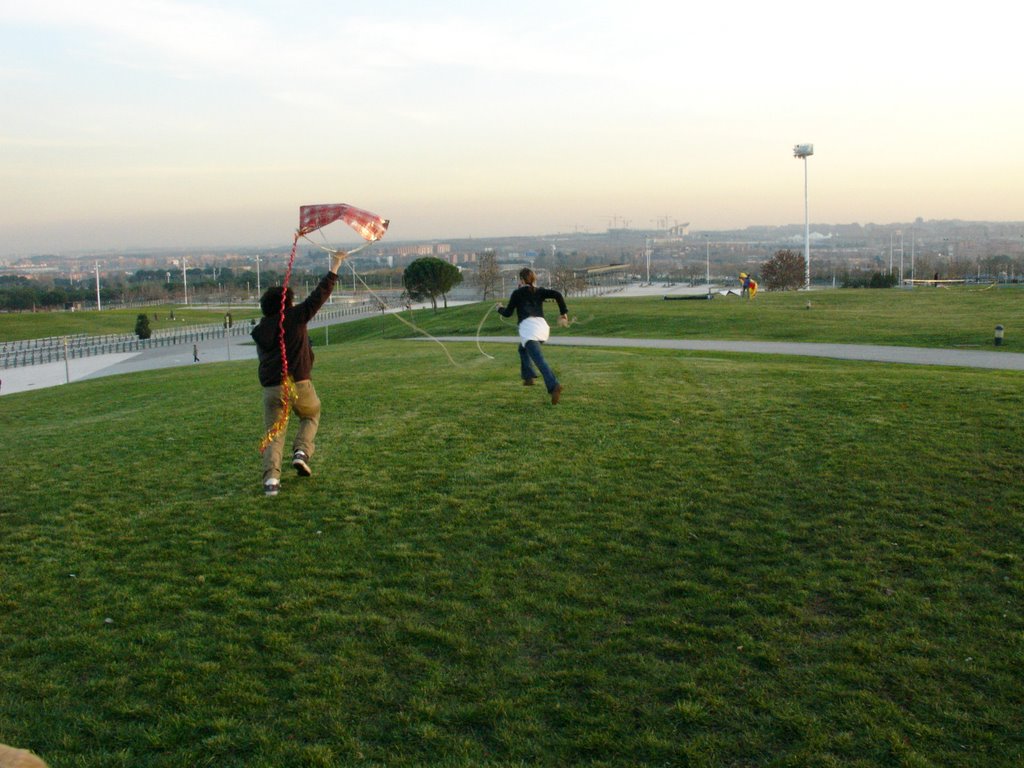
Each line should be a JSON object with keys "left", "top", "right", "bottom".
{"left": 328, "top": 286, "right": 1024, "bottom": 351}
{"left": 0, "top": 306, "right": 262, "bottom": 341}
{"left": 4, "top": 285, "right": 1024, "bottom": 348}
{"left": 1, "top": 338, "right": 1022, "bottom": 767}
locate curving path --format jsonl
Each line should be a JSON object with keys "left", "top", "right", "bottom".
{"left": 480, "top": 336, "right": 1024, "bottom": 371}
{"left": 3, "top": 331, "right": 1023, "bottom": 398}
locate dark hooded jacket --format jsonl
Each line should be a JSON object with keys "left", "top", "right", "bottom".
{"left": 251, "top": 271, "right": 337, "bottom": 387}
{"left": 497, "top": 285, "right": 568, "bottom": 324}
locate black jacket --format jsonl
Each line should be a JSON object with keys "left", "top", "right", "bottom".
{"left": 497, "top": 285, "right": 568, "bottom": 324}
{"left": 251, "top": 272, "right": 337, "bottom": 386}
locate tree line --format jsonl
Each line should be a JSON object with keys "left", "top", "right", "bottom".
{"left": 0, "top": 264, "right": 407, "bottom": 312}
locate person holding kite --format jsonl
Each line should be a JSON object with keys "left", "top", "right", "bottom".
{"left": 497, "top": 267, "right": 569, "bottom": 405}
{"left": 253, "top": 203, "right": 389, "bottom": 497}
{"left": 253, "top": 249, "right": 347, "bottom": 497}
{"left": 739, "top": 272, "right": 759, "bottom": 299}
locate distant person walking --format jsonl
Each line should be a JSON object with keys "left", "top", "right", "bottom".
{"left": 496, "top": 267, "right": 569, "bottom": 405}
{"left": 192, "top": 344, "right": 199, "bottom": 363}
{"left": 251, "top": 250, "right": 347, "bottom": 497}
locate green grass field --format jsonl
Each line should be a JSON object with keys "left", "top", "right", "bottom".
{"left": 2, "top": 290, "right": 1023, "bottom": 766}
{"left": 3, "top": 285, "right": 1023, "bottom": 349}
{"left": 328, "top": 285, "right": 1024, "bottom": 351}
{"left": 0, "top": 305, "right": 262, "bottom": 342}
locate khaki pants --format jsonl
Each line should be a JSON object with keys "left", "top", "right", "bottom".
{"left": 262, "top": 379, "right": 321, "bottom": 481}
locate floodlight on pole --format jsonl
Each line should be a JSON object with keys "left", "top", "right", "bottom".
{"left": 793, "top": 143, "right": 813, "bottom": 290}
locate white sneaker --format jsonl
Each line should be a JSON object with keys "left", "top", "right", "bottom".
{"left": 292, "top": 450, "right": 312, "bottom": 477}
{"left": 264, "top": 479, "right": 280, "bottom": 497}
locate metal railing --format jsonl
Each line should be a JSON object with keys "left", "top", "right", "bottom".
{"left": 1, "top": 300, "right": 381, "bottom": 369}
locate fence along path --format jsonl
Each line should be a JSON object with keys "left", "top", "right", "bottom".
{"left": 1, "top": 301, "right": 380, "bottom": 369}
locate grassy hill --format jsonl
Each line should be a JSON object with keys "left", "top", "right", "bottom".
{"left": 0, "top": 305, "right": 262, "bottom": 342}
{"left": 5, "top": 285, "right": 1024, "bottom": 349}
{"left": 327, "top": 285, "right": 1024, "bottom": 350}
{"left": 1, "top": 302, "right": 1023, "bottom": 766}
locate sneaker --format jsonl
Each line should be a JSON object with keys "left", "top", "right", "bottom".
{"left": 292, "top": 450, "right": 312, "bottom": 477}
{"left": 264, "top": 479, "right": 280, "bottom": 497}
{"left": 550, "top": 384, "right": 563, "bottom": 405}
{"left": 523, "top": 377, "right": 536, "bottom": 386}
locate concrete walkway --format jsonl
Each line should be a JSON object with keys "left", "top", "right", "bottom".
{"left": 476, "top": 336, "right": 1024, "bottom": 371}
{"left": 4, "top": 330, "right": 1023, "bottom": 397}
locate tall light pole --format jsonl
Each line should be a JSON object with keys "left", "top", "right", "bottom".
{"left": 898, "top": 230, "right": 905, "bottom": 286}
{"left": 793, "top": 143, "right": 814, "bottom": 290}
{"left": 704, "top": 234, "right": 711, "bottom": 294}
{"left": 181, "top": 258, "right": 190, "bottom": 305}
{"left": 328, "top": 253, "right": 334, "bottom": 303}
{"left": 910, "top": 227, "right": 916, "bottom": 284}
{"left": 94, "top": 261, "right": 102, "bottom": 311}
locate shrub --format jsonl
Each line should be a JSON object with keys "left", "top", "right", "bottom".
{"left": 134, "top": 313, "right": 152, "bottom": 339}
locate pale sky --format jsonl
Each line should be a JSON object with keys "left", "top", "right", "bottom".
{"left": 2, "top": 0, "right": 1022, "bottom": 256}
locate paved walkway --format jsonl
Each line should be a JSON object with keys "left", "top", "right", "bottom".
{"left": 4, "top": 283, "right": 1022, "bottom": 396}
{"left": 498, "top": 337, "right": 1024, "bottom": 371}
{"left": 4, "top": 329, "right": 1022, "bottom": 397}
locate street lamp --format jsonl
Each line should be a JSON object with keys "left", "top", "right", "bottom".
{"left": 793, "top": 143, "right": 814, "bottom": 290}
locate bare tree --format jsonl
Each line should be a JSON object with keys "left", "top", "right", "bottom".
{"left": 761, "top": 249, "right": 805, "bottom": 291}
{"left": 475, "top": 251, "right": 501, "bottom": 300}
{"left": 551, "top": 267, "right": 587, "bottom": 297}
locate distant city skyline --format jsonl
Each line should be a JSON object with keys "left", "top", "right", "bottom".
{"left": 2, "top": 1, "right": 1022, "bottom": 258}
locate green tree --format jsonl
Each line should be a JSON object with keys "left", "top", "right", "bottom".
{"left": 134, "top": 313, "right": 152, "bottom": 340}
{"left": 403, "top": 257, "right": 463, "bottom": 310}
{"left": 761, "top": 249, "right": 805, "bottom": 291}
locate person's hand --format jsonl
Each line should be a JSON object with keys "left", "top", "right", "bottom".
{"left": 330, "top": 250, "right": 348, "bottom": 273}
{"left": 557, "top": 314, "right": 569, "bottom": 328}
{"left": 495, "top": 303, "right": 504, "bottom": 311}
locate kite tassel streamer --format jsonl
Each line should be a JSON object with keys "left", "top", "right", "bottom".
{"left": 258, "top": 234, "right": 299, "bottom": 454}
{"left": 258, "top": 376, "right": 296, "bottom": 454}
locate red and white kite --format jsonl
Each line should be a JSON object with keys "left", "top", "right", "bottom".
{"left": 298, "top": 203, "right": 389, "bottom": 242}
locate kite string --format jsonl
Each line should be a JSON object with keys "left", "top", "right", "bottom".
{"left": 258, "top": 232, "right": 299, "bottom": 454}
{"left": 475, "top": 300, "right": 587, "bottom": 359}
{"left": 302, "top": 232, "right": 459, "bottom": 366}
{"left": 475, "top": 302, "right": 497, "bottom": 359}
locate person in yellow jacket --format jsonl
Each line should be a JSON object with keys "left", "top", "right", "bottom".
{"left": 739, "top": 272, "right": 758, "bottom": 299}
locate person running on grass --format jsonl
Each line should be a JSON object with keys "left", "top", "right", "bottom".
{"left": 252, "top": 250, "right": 347, "bottom": 497}
{"left": 496, "top": 267, "right": 569, "bottom": 405}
